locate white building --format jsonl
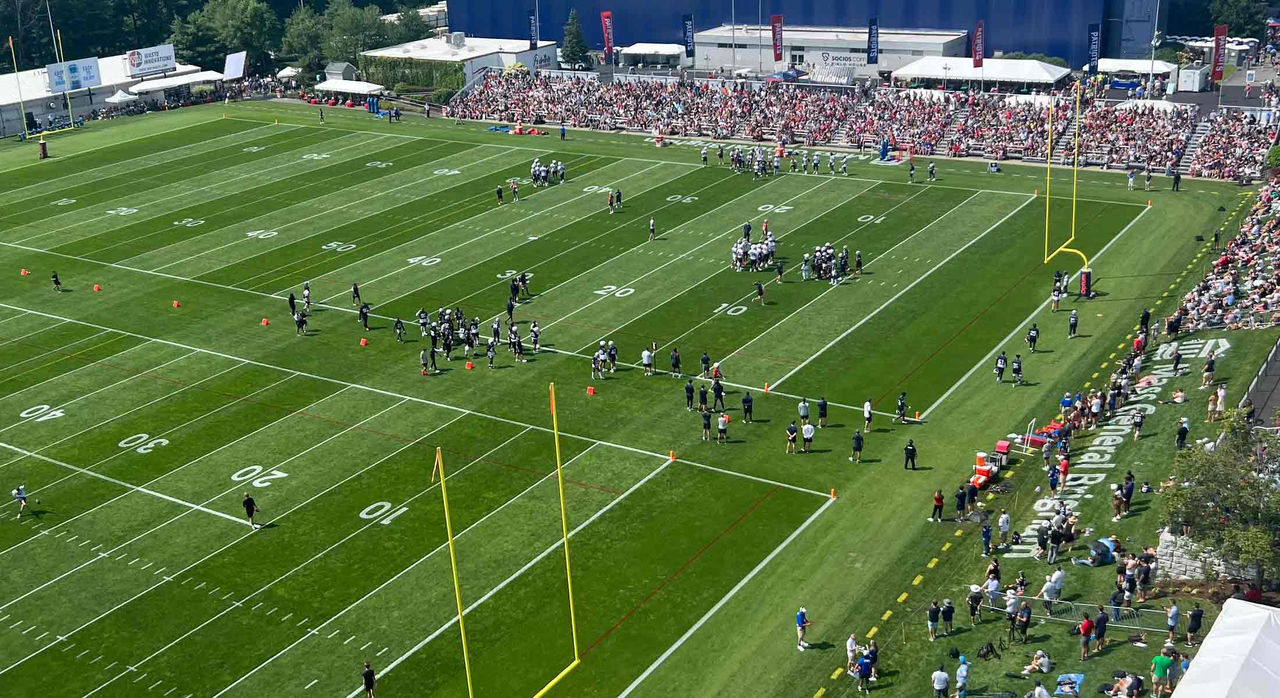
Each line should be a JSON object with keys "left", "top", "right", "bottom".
{"left": 361, "top": 34, "right": 557, "bottom": 87}
{"left": 692, "top": 24, "right": 967, "bottom": 81}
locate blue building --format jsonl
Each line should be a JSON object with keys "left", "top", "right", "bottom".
{"left": 447, "top": 0, "right": 1167, "bottom": 68}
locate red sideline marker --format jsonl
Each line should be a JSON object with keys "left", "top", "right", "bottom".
{"left": 19, "top": 269, "right": 29, "bottom": 276}
{"left": 92, "top": 284, "right": 101, "bottom": 292}
{"left": 586, "top": 386, "right": 596, "bottom": 396}
{"left": 465, "top": 361, "right": 474, "bottom": 370}
{"left": 359, "top": 337, "right": 369, "bottom": 346}
{"left": 172, "top": 300, "right": 181, "bottom": 308}
{"left": 260, "top": 318, "right": 269, "bottom": 326}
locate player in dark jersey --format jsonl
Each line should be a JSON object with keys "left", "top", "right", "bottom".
{"left": 753, "top": 280, "right": 766, "bottom": 304}
{"left": 358, "top": 303, "right": 370, "bottom": 331}
{"left": 1025, "top": 323, "right": 1040, "bottom": 353}
{"left": 496, "top": 186, "right": 504, "bottom": 205}
{"left": 51, "top": 271, "right": 62, "bottom": 292}
{"left": 243, "top": 493, "right": 260, "bottom": 529}
{"left": 685, "top": 379, "right": 695, "bottom": 410}
{"left": 529, "top": 321, "right": 540, "bottom": 353}
{"left": 994, "top": 351, "right": 1007, "bottom": 382}
{"left": 895, "top": 392, "right": 908, "bottom": 423}
{"left": 393, "top": 318, "right": 405, "bottom": 343}
{"left": 351, "top": 282, "right": 361, "bottom": 307}
{"left": 1011, "top": 354, "right": 1024, "bottom": 385}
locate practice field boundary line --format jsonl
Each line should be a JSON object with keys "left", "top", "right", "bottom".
{"left": 356, "top": 160, "right": 673, "bottom": 308}
{"left": 435, "top": 165, "right": 745, "bottom": 313}
{"left": 553, "top": 178, "right": 836, "bottom": 345}
{"left": 80, "top": 414, "right": 490, "bottom": 696}
{"left": 618, "top": 495, "right": 837, "bottom": 697}
{"left": 0, "top": 396, "right": 460, "bottom": 676}
{"left": 0, "top": 443, "right": 249, "bottom": 528}
{"left": 771, "top": 194, "right": 1038, "bottom": 390}
{"left": 212, "top": 428, "right": 552, "bottom": 696}
{"left": 224, "top": 113, "right": 1155, "bottom": 207}
{"left": 142, "top": 145, "right": 519, "bottom": 273}
{"left": 0, "top": 124, "right": 283, "bottom": 206}
{"left": 11, "top": 131, "right": 390, "bottom": 246}
{"left": 0, "top": 374, "right": 297, "bottom": 556}
{"left": 354, "top": 452, "right": 675, "bottom": 696}
{"left": 3, "top": 360, "right": 247, "bottom": 493}
{"left": 920, "top": 204, "right": 1153, "bottom": 420}
{"left": 0, "top": 302, "right": 822, "bottom": 501}
{"left": 0, "top": 117, "right": 255, "bottom": 179}
{"left": 88, "top": 138, "right": 464, "bottom": 265}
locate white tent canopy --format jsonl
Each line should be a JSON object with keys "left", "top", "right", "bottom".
{"left": 1172, "top": 599, "right": 1280, "bottom": 698}
{"left": 129, "top": 70, "right": 223, "bottom": 94}
{"left": 1085, "top": 58, "right": 1179, "bottom": 75}
{"left": 1115, "top": 99, "right": 1186, "bottom": 112}
{"left": 313, "top": 79, "right": 385, "bottom": 95}
{"left": 620, "top": 43, "right": 685, "bottom": 57}
{"left": 276, "top": 66, "right": 300, "bottom": 78}
{"left": 893, "top": 56, "right": 1071, "bottom": 84}
{"left": 104, "top": 90, "right": 138, "bottom": 104}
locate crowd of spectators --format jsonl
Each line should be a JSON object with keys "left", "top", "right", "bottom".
{"left": 1173, "top": 178, "right": 1280, "bottom": 331}
{"left": 1186, "top": 109, "right": 1277, "bottom": 181}
{"left": 448, "top": 73, "right": 1275, "bottom": 179}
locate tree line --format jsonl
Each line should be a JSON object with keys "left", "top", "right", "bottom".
{"left": 0, "top": 0, "right": 440, "bottom": 78}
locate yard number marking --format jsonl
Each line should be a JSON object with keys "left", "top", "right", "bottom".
{"left": 173, "top": 218, "right": 205, "bottom": 228}
{"left": 496, "top": 270, "right": 534, "bottom": 280}
{"left": 245, "top": 230, "right": 278, "bottom": 239}
{"left": 432, "top": 168, "right": 460, "bottom": 176}
{"left": 242, "top": 146, "right": 266, "bottom": 153}
{"left": 366, "top": 161, "right": 393, "bottom": 169}
{"left": 714, "top": 303, "right": 747, "bottom": 316}
{"left": 322, "top": 242, "right": 357, "bottom": 252}
{"left": 665, "top": 194, "right": 698, "bottom": 203}
{"left": 406, "top": 257, "right": 442, "bottom": 267}
{"left": 231, "top": 465, "right": 289, "bottom": 488}
{"left": 51, "top": 198, "right": 76, "bottom": 206}
{"left": 593, "top": 285, "right": 635, "bottom": 297}
{"left": 118, "top": 433, "right": 169, "bottom": 454}
{"left": 19, "top": 405, "right": 65, "bottom": 422}
{"left": 756, "top": 204, "right": 793, "bottom": 214}
{"left": 106, "top": 207, "right": 138, "bottom": 216}
{"left": 301, "top": 153, "right": 330, "bottom": 160}
{"left": 359, "top": 501, "right": 409, "bottom": 525}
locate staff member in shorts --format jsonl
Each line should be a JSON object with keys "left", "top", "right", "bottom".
{"left": 243, "top": 492, "right": 260, "bottom": 529}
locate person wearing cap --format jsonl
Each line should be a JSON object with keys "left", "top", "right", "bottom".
{"left": 1022, "top": 649, "right": 1050, "bottom": 674}
{"left": 955, "top": 656, "right": 970, "bottom": 697}
{"left": 795, "top": 607, "right": 812, "bottom": 650}
{"left": 940, "top": 598, "right": 955, "bottom": 635}
{"left": 1032, "top": 679, "right": 1051, "bottom": 698}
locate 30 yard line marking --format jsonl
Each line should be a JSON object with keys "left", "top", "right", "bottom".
{"left": 920, "top": 204, "right": 1153, "bottom": 419}
{"left": 616, "top": 497, "right": 836, "bottom": 698}
{"left": 771, "top": 194, "right": 1037, "bottom": 389}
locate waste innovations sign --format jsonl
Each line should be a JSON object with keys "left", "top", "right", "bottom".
{"left": 127, "top": 44, "right": 177, "bottom": 78}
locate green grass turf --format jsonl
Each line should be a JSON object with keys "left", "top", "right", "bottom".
{"left": 0, "top": 101, "right": 1266, "bottom": 697}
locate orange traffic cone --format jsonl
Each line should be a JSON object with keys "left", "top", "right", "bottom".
{"left": 260, "top": 318, "right": 269, "bottom": 326}
{"left": 586, "top": 386, "right": 596, "bottom": 396}
{"left": 92, "top": 284, "right": 101, "bottom": 292}
{"left": 359, "top": 337, "right": 369, "bottom": 347}
{"left": 19, "top": 269, "right": 28, "bottom": 276}
{"left": 763, "top": 382, "right": 770, "bottom": 393}
{"left": 465, "top": 361, "right": 474, "bottom": 370}
{"left": 172, "top": 300, "right": 181, "bottom": 308}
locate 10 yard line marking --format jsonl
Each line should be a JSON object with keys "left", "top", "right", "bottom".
{"left": 617, "top": 497, "right": 837, "bottom": 697}
{"left": 771, "top": 194, "right": 1037, "bottom": 389}
{"left": 920, "top": 204, "right": 1153, "bottom": 419}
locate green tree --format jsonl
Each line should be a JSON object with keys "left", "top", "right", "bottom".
{"left": 1210, "top": 0, "right": 1267, "bottom": 40}
{"left": 1168, "top": 0, "right": 1212, "bottom": 36}
{"left": 283, "top": 4, "right": 328, "bottom": 77}
{"left": 169, "top": 12, "right": 222, "bottom": 72}
{"left": 323, "top": 0, "right": 387, "bottom": 64}
{"left": 202, "top": 0, "right": 282, "bottom": 72}
{"left": 1165, "top": 411, "right": 1280, "bottom": 586}
{"left": 560, "top": 8, "right": 589, "bottom": 68}
{"left": 393, "top": 3, "right": 431, "bottom": 44}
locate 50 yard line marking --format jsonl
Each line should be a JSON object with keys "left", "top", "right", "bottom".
{"left": 770, "top": 194, "right": 1037, "bottom": 390}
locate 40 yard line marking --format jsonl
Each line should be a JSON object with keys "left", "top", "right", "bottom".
{"left": 771, "top": 194, "right": 1037, "bottom": 390}
{"left": 920, "top": 204, "right": 1153, "bottom": 419}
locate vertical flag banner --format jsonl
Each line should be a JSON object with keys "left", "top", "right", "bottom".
{"left": 1087, "top": 23, "right": 1101, "bottom": 74}
{"left": 972, "top": 20, "right": 984, "bottom": 68}
{"left": 682, "top": 14, "right": 695, "bottom": 58}
{"left": 771, "top": 15, "right": 784, "bottom": 62}
{"left": 601, "top": 11, "right": 614, "bottom": 66}
{"left": 867, "top": 17, "right": 879, "bottom": 65}
{"left": 529, "top": 9, "right": 538, "bottom": 50}
{"left": 1211, "top": 24, "right": 1228, "bottom": 81}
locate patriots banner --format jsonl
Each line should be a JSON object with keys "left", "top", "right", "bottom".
{"left": 867, "top": 17, "right": 879, "bottom": 65}
{"left": 771, "top": 15, "right": 784, "bottom": 62}
{"left": 528, "top": 10, "right": 538, "bottom": 50}
{"left": 682, "top": 14, "right": 695, "bottom": 58}
{"left": 972, "top": 20, "right": 984, "bottom": 68}
{"left": 1211, "top": 24, "right": 1228, "bottom": 81}
{"left": 1087, "top": 23, "right": 1101, "bottom": 74}
{"left": 601, "top": 11, "right": 614, "bottom": 65}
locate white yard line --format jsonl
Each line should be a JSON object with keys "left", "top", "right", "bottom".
{"left": 353, "top": 453, "right": 675, "bottom": 696}
{"left": 209, "top": 428, "right": 542, "bottom": 696}
{"left": 617, "top": 496, "right": 836, "bottom": 697}
{"left": 4, "top": 361, "right": 247, "bottom": 495}
{"left": 79, "top": 414, "right": 483, "bottom": 696}
{"left": 0, "top": 312, "right": 30, "bottom": 325}
{"left": 12, "top": 133, "right": 387, "bottom": 245}
{"left": 718, "top": 189, "right": 982, "bottom": 367}
{"left": 0, "top": 444, "right": 249, "bottom": 527}
{"left": 553, "top": 179, "right": 836, "bottom": 344}
{"left": 0, "top": 331, "right": 110, "bottom": 377}
{"left": 920, "top": 204, "right": 1153, "bottom": 419}
{"left": 0, "top": 320, "right": 70, "bottom": 351}
{"left": 0, "top": 302, "right": 812, "bottom": 496}
{"left": 143, "top": 146, "right": 516, "bottom": 272}
{"left": 0, "top": 339, "right": 148, "bottom": 406}
{"left": 317, "top": 159, "right": 667, "bottom": 304}
{"left": 770, "top": 194, "right": 1037, "bottom": 390}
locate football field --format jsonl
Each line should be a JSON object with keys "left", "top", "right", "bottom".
{"left": 0, "top": 104, "right": 1240, "bottom": 697}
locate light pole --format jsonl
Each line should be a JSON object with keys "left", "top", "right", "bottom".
{"left": 942, "top": 64, "right": 951, "bottom": 91}
{"left": 1148, "top": 0, "right": 1162, "bottom": 97}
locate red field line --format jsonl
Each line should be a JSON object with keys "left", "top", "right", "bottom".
{"left": 584, "top": 485, "right": 780, "bottom": 655}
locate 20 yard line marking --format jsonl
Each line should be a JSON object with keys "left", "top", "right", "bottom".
{"left": 771, "top": 194, "right": 1037, "bottom": 389}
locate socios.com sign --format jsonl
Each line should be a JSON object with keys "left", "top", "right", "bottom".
{"left": 815, "top": 51, "right": 867, "bottom": 68}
